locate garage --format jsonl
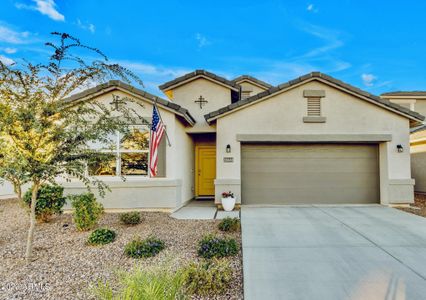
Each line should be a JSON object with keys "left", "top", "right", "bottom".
{"left": 241, "top": 143, "right": 380, "bottom": 205}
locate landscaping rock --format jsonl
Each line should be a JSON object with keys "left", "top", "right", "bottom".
{"left": 0, "top": 199, "right": 242, "bottom": 299}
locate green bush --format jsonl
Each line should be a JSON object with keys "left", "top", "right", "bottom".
{"left": 23, "top": 184, "right": 66, "bottom": 222}
{"left": 69, "top": 193, "right": 104, "bottom": 231}
{"left": 119, "top": 211, "right": 141, "bottom": 225}
{"left": 88, "top": 228, "right": 116, "bottom": 245}
{"left": 124, "top": 236, "right": 165, "bottom": 259}
{"left": 198, "top": 235, "right": 239, "bottom": 259}
{"left": 183, "top": 258, "right": 233, "bottom": 296}
{"left": 218, "top": 217, "right": 240, "bottom": 232}
{"left": 92, "top": 265, "right": 185, "bottom": 300}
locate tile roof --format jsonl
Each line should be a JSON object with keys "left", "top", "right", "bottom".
{"left": 231, "top": 75, "right": 273, "bottom": 89}
{"left": 382, "top": 91, "right": 426, "bottom": 97}
{"left": 204, "top": 72, "right": 425, "bottom": 124}
{"left": 411, "top": 124, "right": 426, "bottom": 134}
{"left": 62, "top": 80, "right": 196, "bottom": 126}
{"left": 158, "top": 70, "right": 240, "bottom": 91}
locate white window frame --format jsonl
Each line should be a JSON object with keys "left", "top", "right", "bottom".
{"left": 89, "top": 125, "right": 151, "bottom": 177}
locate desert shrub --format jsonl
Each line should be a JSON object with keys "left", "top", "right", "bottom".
{"left": 69, "top": 193, "right": 104, "bottom": 231}
{"left": 183, "top": 258, "right": 233, "bottom": 296}
{"left": 198, "top": 235, "right": 239, "bottom": 259}
{"left": 218, "top": 217, "right": 240, "bottom": 232}
{"left": 124, "top": 236, "right": 165, "bottom": 259}
{"left": 119, "top": 211, "right": 141, "bottom": 225}
{"left": 92, "top": 264, "right": 185, "bottom": 300}
{"left": 88, "top": 228, "right": 116, "bottom": 245}
{"left": 23, "top": 184, "right": 66, "bottom": 222}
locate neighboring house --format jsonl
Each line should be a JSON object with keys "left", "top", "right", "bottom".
{"left": 381, "top": 91, "right": 426, "bottom": 193}
{"left": 0, "top": 70, "right": 423, "bottom": 209}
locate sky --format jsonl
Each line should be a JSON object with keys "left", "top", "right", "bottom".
{"left": 0, "top": 0, "right": 426, "bottom": 97}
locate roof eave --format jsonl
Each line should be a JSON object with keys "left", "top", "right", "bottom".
{"left": 232, "top": 75, "right": 273, "bottom": 89}
{"left": 205, "top": 73, "right": 425, "bottom": 126}
{"left": 62, "top": 80, "right": 195, "bottom": 127}
{"left": 159, "top": 70, "right": 240, "bottom": 92}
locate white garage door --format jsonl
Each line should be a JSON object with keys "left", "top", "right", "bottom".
{"left": 241, "top": 144, "right": 379, "bottom": 205}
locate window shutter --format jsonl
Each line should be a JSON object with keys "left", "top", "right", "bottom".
{"left": 307, "top": 97, "right": 321, "bottom": 116}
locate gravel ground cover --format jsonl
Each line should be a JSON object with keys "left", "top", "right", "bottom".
{"left": 0, "top": 198, "right": 243, "bottom": 300}
{"left": 397, "top": 193, "right": 426, "bottom": 217}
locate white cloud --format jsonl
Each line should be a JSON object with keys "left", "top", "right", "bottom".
{"left": 307, "top": 4, "right": 318, "bottom": 13}
{"left": 217, "top": 21, "right": 351, "bottom": 86}
{"left": 0, "top": 25, "right": 31, "bottom": 44}
{"left": 16, "top": 0, "right": 65, "bottom": 21}
{"left": 195, "top": 33, "right": 211, "bottom": 48}
{"left": 113, "top": 60, "right": 192, "bottom": 95}
{"left": 255, "top": 22, "right": 351, "bottom": 82}
{"left": 361, "top": 73, "right": 377, "bottom": 86}
{"left": 88, "top": 24, "right": 95, "bottom": 33}
{"left": 76, "top": 19, "right": 96, "bottom": 33}
{"left": 298, "top": 23, "right": 344, "bottom": 58}
{"left": 0, "top": 55, "right": 15, "bottom": 65}
{"left": 4, "top": 47, "right": 17, "bottom": 54}
{"left": 118, "top": 61, "right": 191, "bottom": 78}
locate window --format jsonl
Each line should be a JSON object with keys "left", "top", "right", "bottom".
{"left": 88, "top": 125, "right": 165, "bottom": 177}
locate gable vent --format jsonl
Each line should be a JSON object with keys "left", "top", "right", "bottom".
{"left": 307, "top": 97, "right": 321, "bottom": 116}
{"left": 303, "top": 89, "right": 326, "bottom": 123}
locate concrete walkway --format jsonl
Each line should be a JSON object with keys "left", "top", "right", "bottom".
{"left": 171, "top": 200, "right": 240, "bottom": 220}
{"left": 242, "top": 205, "right": 426, "bottom": 300}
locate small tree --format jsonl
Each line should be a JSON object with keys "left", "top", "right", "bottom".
{"left": 0, "top": 32, "right": 144, "bottom": 262}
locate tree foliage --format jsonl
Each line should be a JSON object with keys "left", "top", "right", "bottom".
{"left": 0, "top": 32, "right": 144, "bottom": 261}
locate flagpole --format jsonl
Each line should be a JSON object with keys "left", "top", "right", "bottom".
{"left": 153, "top": 97, "right": 172, "bottom": 147}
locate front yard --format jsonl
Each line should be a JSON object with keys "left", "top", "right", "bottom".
{"left": 0, "top": 198, "right": 243, "bottom": 300}
{"left": 397, "top": 193, "right": 426, "bottom": 217}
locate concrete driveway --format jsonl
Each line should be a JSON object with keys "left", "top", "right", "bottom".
{"left": 241, "top": 205, "right": 426, "bottom": 300}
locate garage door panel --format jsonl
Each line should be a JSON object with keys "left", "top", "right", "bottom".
{"left": 242, "top": 174, "right": 378, "bottom": 188}
{"left": 242, "top": 188, "right": 378, "bottom": 204}
{"left": 242, "top": 145, "right": 377, "bottom": 158}
{"left": 241, "top": 144, "right": 379, "bottom": 204}
{"left": 243, "top": 160, "right": 378, "bottom": 173}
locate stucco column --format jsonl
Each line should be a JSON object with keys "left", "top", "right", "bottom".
{"left": 379, "top": 142, "right": 390, "bottom": 205}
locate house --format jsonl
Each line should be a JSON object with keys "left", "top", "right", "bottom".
{"left": 381, "top": 91, "right": 426, "bottom": 193}
{"left": 0, "top": 71, "right": 423, "bottom": 209}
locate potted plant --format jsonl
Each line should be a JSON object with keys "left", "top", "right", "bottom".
{"left": 221, "top": 191, "right": 236, "bottom": 211}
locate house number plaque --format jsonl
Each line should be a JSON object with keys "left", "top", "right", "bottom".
{"left": 223, "top": 157, "right": 234, "bottom": 163}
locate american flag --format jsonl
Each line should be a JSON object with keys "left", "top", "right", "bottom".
{"left": 149, "top": 105, "right": 165, "bottom": 177}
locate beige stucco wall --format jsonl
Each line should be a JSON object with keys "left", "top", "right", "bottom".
{"left": 385, "top": 97, "right": 426, "bottom": 194}
{"left": 411, "top": 149, "right": 426, "bottom": 193}
{"left": 172, "top": 118, "right": 195, "bottom": 205}
{"left": 415, "top": 101, "right": 426, "bottom": 119}
{"left": 215, "top": 80, "right": 414, "bottom": 205}
{"left": 171, "top": 78, "right": 232, "bottom": 133}
{"left": 238, "top": 81, "right": 267, "bottom": 97}
{"left": 387, "top": 98, "right": 426, "bottom": 119}
{"left": 0, "top": 89, "right": 195, "bottom": 209}
{"left": 62, "top": 178, "right": 182, "bottom": 209}
{"left": 0, "top": 181, "right": 16, "bottom": 198}
{"left": 410, "top": 129, "right": 426, "bottom": 193}
{"left": 58, "top": 89, "right": 186, "bottom": 209}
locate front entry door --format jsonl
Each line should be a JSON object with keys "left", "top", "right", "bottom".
{"left": 196, "top": 146, "right": 216, "bottom": 197}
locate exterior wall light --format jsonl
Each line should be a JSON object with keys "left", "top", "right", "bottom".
{"left": 226, "top": 144, "right": 231, "bottom": 153}
{"left": 397, "top": 144, "right": 404, "bottom": 153}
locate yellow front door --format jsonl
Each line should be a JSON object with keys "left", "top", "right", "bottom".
{"left": 196, "top": 146, "right": 216, "bottom": 196}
